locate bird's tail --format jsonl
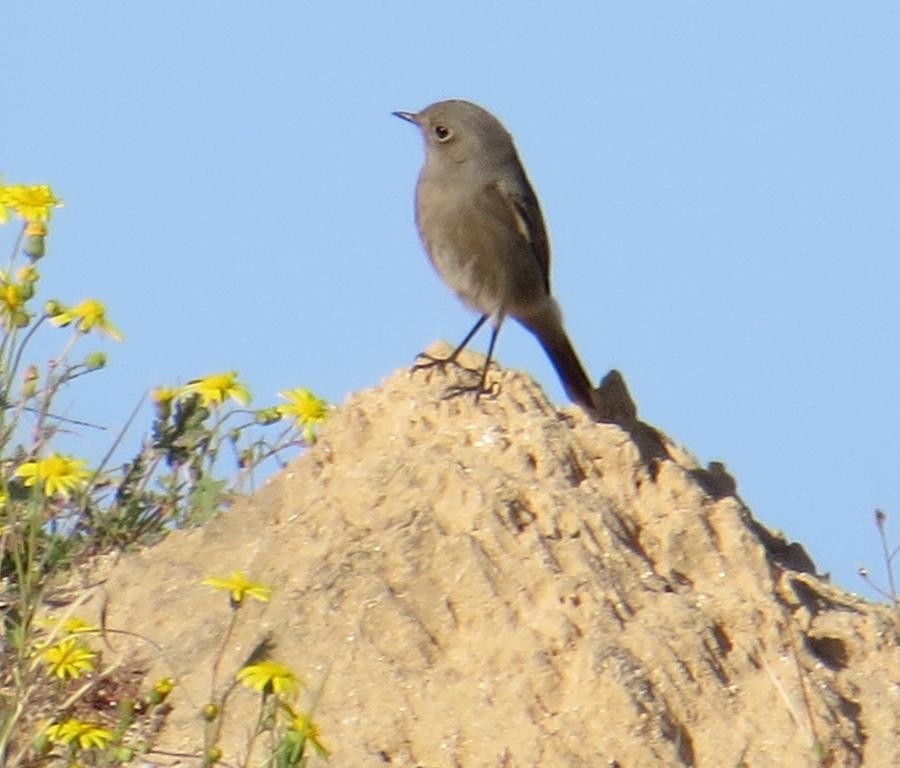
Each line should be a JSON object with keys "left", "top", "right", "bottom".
{"left": 519, "top": 307, "right": 599, "bottom": 420}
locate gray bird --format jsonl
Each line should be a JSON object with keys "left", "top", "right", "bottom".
{"left": 394, "top": 99, "right": 599, "bottom": 418}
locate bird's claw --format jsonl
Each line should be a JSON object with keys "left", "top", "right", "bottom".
{"left": 411, "top": 352, "right": 480, "bottom": 376}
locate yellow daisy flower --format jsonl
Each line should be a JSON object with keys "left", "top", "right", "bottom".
{"left": 236, "top": 660, "right": 300, "bottom": 697}
{"left": 202, "top": 570, "right": 271, "bottom": 605}
{"left": 46, "top": 718, "right": 112, "bottom": 750}
{"left": 40, "top": 637, "right": 96, "bottom": 680}
{"left": 61, "top": 616, "right": 98, "bottom": 634}
{"left": 15, "top": 453, "right": 91, "bottom": 498}
{"left": 0, "top": 272, "right": 31, "bottom": 330}
{"left": 2, "top": 184, "right": 62, "bottom": 223}
{"left": 36, "top": 615, "right": 98, "bottom": 635}
{"left": 277, "top": 388, "right": 328, "bottom": 442}
{"left": 0, "top": 283, "right": 24, "bottom": 311}
{"left": 184, "top": 371, "right": 251, "bottom": 407}
{"left": 49, "top": 298, "right": 123, "bottom": 341}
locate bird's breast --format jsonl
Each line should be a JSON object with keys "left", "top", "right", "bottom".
{"left": 415, "top": 189, "right": 549, "bottom": 320}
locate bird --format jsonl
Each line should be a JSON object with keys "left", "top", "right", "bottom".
{"left": 393, "top": 99, "right": 599, "bottom": 419}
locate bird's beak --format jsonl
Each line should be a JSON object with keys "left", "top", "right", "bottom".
{"left": 392, "top": 110, "right": 419, "bottom": 125}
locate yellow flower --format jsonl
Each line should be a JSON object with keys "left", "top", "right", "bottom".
{"left": 40, "top": 637, "right": 96, "bottom": 680}
{"left": 289, "top": 711, "right": 330, "bottom": 758}
{"left": 0, "top": 182, "right": 8, "bottom": 225}
{"left": 15, "top": 453, "right": 91, "bottom": 498}
{"left": 236, "top": 660, "right": 300, "bottom": 697}
{"left": 49, "top": 298, "right": 123, "bottom": 341}
{"left": 62, "top": 616, "right": 98, "bottom": 634}
{"left": 277, "top": 388, "right": 328, "bottom": 442}
{"left": 185, "top": 371, "right": 251, "bottom": 407}
{"left": 2, "top": 184, "right": 62, "bottom": 223}
{"left": 0, "top": 272, "right": 31, "bottom": 330}
{"left": 45, "top": 718, "right": 112, "bottom": 750}
{"left": 37, "top": 615, "right": 98, "bottom": 635}
{"left": 1, "top": 284, "right": 24, "bottom": 311}
{"left": 202, "top": 570, "right": 271, "bottom": 605}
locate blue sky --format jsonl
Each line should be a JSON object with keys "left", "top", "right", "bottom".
{"left": 4, "top": 3, "right": 899, "bottom": 595}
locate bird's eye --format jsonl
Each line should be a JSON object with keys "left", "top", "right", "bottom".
{"left": 433, "top": 124, "right": 452, "bottom": 141}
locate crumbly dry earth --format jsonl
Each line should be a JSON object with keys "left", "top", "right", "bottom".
{"left": 74, "top": 346, "right": 899, "bottom": 767}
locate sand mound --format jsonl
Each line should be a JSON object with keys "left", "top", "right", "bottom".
{"left": 79, "top": 346, "right": 899, "bottom": 767}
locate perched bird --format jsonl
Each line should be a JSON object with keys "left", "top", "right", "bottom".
{"left": 394, "top": 99, "right": 599, "bottom": 418}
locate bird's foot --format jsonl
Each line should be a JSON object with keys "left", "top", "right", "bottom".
{"left": 411, "top": 351, "right": 480, "bottom": 376}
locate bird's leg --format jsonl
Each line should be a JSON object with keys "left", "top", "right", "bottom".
{"left": 475, "top": 321, "right": 500, "bottom": 401}
{"left": 441, "top": 321, "right": 502, "bottom": 402}
{"left": 412, "top": 314, "right": 488, "bottom": 374}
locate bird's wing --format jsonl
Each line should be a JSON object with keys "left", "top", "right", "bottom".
{"left": 487, "top": 177, "right": 552, "bottom": 294}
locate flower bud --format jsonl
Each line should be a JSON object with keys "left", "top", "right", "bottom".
{"left": 25, "top": 221, "right": 47, "bottom": 238}
{"left": 255, "top": 407, "right": 282, "bottom": 425}
{"left": 24, "top": 233, "right": 46, "bottom": 260}
{"left": 22, "top": 365, "right": 39, "bottom": 399}
{"left": 16, "top": 265, "right": 39, "bottom": 284}
{"left": 31, "top": 731, "right": 50, "bottom": 754}
{"left": 44, "top": 299, "right": 65, "bottom": 318}
{"left": 148, "top": 677, "right": 174, "bottom": 705}
{"left": 85, "top": 352, "right": 107, "bottom": 370}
